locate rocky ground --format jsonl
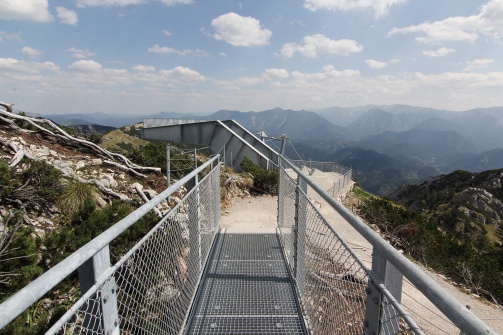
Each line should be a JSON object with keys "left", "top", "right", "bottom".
{"left": 0, "top": 123, "right": 176, "bottom": 230}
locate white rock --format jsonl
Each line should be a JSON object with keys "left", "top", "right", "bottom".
{"left": 144, "top": 189, "right": 158, "bottom": 199}
{"left": 108, "top": 175, "right": 118, "bottom": 189}
{"left": 100, "top": 179, "right": 111, "bottom": 188}
{"left": 76, "top": 161, "right": 87, "bottom": 170}
{"left": 130, "top": 182, "right": 143, "bottom": 193}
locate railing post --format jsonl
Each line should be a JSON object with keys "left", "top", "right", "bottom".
{"left": 294, "top": 175, "right": 307, "bottom": 295}
{"left": 364, "top": 250, "right": 403, "bottom": 335}
{"left": 277, "top": 158, "right": 285, "bottom": 228}
{"left": 188, "top": 174, "right": 202, "bottom": 274}
{"left": 78, "top": 246, "right": 119, "bottom": 335}
{"left": 167, "top": 146, "right": 171, "bottom": 187}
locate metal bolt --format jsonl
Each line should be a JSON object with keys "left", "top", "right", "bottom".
{"left": 372, "top": 297, "right": 379, "bottom": 304}
{"left": 366, "top": 288, "right": 371, "bottom": 295}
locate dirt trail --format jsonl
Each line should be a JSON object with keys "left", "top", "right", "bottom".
{"left": 221, "top": 192, "right": 503, "bottom": 334}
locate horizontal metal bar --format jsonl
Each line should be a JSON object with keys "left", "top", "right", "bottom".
{"left": 280, "top": 155, "right": 497, "bottom": 335}
{"left": 283, "top": 167, "right": 422, "bottom": 334}
{"left": 288, "top": 159, "right": 351, "bottom": 171}
{"left": 0, "top": 155, "right": 220, "bottom": 330}
{"left": 46, "top": 165, "right": 220, "bottom": 334}
{"left": 216, "top": 120, "right": 278, "bottom": 168}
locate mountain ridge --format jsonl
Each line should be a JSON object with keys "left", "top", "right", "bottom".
{"left": 40, "top": 104, "right": 503, "bottom": 195}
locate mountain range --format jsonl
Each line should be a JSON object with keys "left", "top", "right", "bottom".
{"left": 39, "top": 105, "right": 503, "bottom": 195}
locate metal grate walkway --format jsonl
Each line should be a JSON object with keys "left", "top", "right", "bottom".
{"left": 186, "top": 229, "right": 307, "bottom": 334}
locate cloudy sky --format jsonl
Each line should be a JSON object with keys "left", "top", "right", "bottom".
{"left": 1, "top": 0, "right": 502, "bottom": 115}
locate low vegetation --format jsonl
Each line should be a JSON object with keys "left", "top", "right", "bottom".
{"left": 353, "top": 183, "right": 503, "bottom": 304}
{"left": 240, "top": 157, "right": 278, "bottom": 194}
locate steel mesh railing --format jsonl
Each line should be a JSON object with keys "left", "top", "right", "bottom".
{"left": 278, "top": 156, "right": 497, "bottom": 335}
{"left": 279, "top": 160, "right": 420, "bottom": 335}
{"left": 0, "top": 156, "right": 221, "bottom": 334}
{"left": 288, "top": 159, "right": 353, "bottom": 197}
{"left": 47, "top": 164, "right": 221, "bottom": 335}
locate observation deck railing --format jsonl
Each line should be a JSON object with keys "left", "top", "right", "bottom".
{"left": 0, "top": 153, "right": 497, "bottom": 335}
{"left": 278, "top": 156, "right": 496, "bottom": 335}
{"left": 288, "top": 159, "right": 353, "bottom": 197}
{"left": 0, "top": 155, "right": 221, "bottom": 335}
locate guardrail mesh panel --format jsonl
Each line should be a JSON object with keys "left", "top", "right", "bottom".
{"left": 278, "top": 162, "right": 419, "bottom": 335}
{"left": 51, "top": 164, "right": 220, "bottom": 335}
{"left": 278, "top": 167, "right": 297, "bottom": 273}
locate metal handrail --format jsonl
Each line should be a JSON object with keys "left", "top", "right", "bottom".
{"left": 0, "top": 155, "right": 220, "bottom": 329}
{"left": 280, "top": 155, "right": 497, "bottom": 335}
{"left": 280, "top": 164, "right": 422, "bottom": 334}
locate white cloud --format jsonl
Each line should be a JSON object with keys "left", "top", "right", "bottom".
{"left": 388, "top": 0, "right": 503, "bottom": 43}
{"left": 67, "top": 47, "right": 96, "bottom": 59}
{"left": 4, "top": 55, "right": 503, "bottom": 115}
{"left": 365, "top": 59, "right": 388, "bottom": 69}
{"left": 77, "top": 0, "right": 146, "bottom": 7}
{"left": 262, "top": 68, "right": 289, "bottom": 79}
{"left": 160, "top": 0, "right": 193, "bottom": 5}
{"left": 148, "top": 44, "right": 208, "bottom": 57}
{"left": 209, "top": 12, "right": 271, "bottom": 47}
{"left": 281, "top": 34, "right": 363, "bottom": 59}
{"left": 20, "top": 46, "right": 41, "bottom": 57}
{"left": 304, "top": 0, "right": 405, "bottom": 17}
{"left": 159, "top": 66, "right": 205, "bottom": 83}
{"left": 76, "top": 0, "right": 191, "bottom": 7}
{"left": 132, "top": 65, "right": 156, "bottom": 72}
{"left": 463, "top": 58, "right": 493, "bottom": 72}
{"left": 56, "top": 7, "right": 78, "bottom": 26}
{"left": 162, "top": 30, "right": 172, "bottom": 36}
{"left": 68, "top": 60, "right": 103, "bottom": 72}
{"left": 0, "top": 0, "right": 53, "bottom": 22}
{"left": 219, "top": 52, "right": 228, "bottom": 57}
{"left": 0, "top": 31, "right": 22, "bottom": 42}
{"left": 0, "top": 57, "right": 59, "bottom": 74}
{"left": 423, "top": 47, "right": 455, "bottom": 57}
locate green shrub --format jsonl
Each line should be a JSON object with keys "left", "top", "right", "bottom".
{"left": 240, "top": 157, "right": 278, "bottom": 194}
{"left": 357, "top": 197, "right": 503, "bottom": 304}
{"left": 0, "top": 212, "right": 43, "bottom": 303}
{"left": 21, "top": 160, "right": 62, "bottom": 204}
{"left": 0, "top": 158, "right": 11, "bottom": 199}
{"left": 128, "top": 142, "right": 200, "bottom": 177}
{"left": 60, "top": 180, "right": 98, "bottom": 216}
{"left": 43, "top": 199, "right": 159, "bottom": 266}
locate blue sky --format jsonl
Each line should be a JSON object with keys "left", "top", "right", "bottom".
{"left": 1, "top": 0, "right": 502, "bottom": 115}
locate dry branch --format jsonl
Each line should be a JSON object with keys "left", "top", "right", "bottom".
{"left": 0, "top": 101, "right": 160, "bottom": 175}
{"left": 135, "top": 184, "right": 163, "bottom": 218}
